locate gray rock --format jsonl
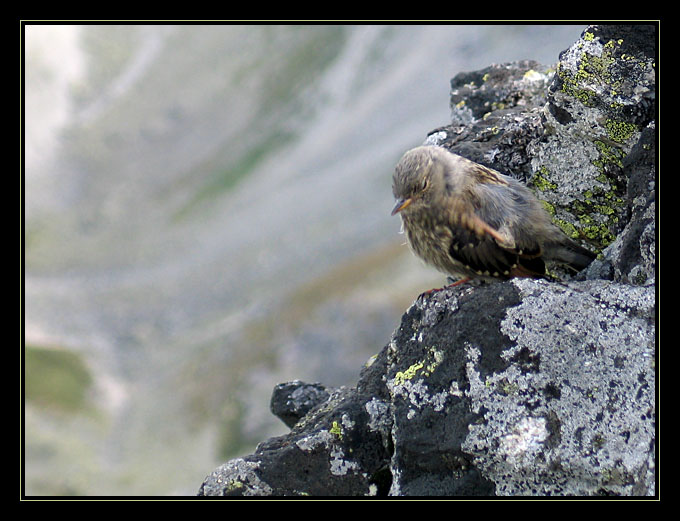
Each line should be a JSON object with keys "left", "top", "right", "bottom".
{"left": 198, "top": 24, "right": 656, "bottom": 497}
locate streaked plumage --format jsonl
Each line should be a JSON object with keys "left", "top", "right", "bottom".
{"left": 391, "top": 146, "right": 595, "bottom": 286}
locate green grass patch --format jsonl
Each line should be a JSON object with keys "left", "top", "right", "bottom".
{"left": 25, "top": 345, "right": 93, "bottom": 413}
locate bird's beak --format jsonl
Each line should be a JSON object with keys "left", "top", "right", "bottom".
{"left": 391, "top": 197, "right": 412, "bottom": 216}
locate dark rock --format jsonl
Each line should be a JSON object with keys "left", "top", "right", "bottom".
{"left": 270, "top": 380, "right": 331, "bottom": 428}
{"left": 435, "top": 60, "right": 552, "bottom": 181}
{"left": 199, "top": 385, "right": 392, "bottom": 496}
{"left": 199, "top": 24, "right": 656, "bottom": 497}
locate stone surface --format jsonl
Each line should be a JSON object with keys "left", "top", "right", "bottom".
{"left": 270, "top": 380, "right": 331, "bottom": 429}
{"left": 198, "top": 24, "right": 656, "bottom": 497}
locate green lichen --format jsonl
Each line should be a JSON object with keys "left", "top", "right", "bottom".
{"left": 580, "top": 138, "right": 627, "bottom": 249}
{"left": 559, "top": 36, "right": 624, "bottom": 107}
{"left": 531, "top": 165, "right": 618, "bottom": 249}
{"left": 394, "top": 346, "right": 444, "bottom": 385}
{"left": 569, "top": 190, "right": 622, "bottom": 248}
{"left": 581, "top": 223, "right": 616, "bottom": 245}
{"left": 555, "top": 218, "right": 579, "bottom": 240}
{"left": 593, "top": 140, "right": 625, "bottom": 169}
{"left": 575, "top": 204, "right": 617, "bottom": 244}
{"left": 394, "top": 362, "right": 424, "bottom": 386}
{"left": 558, "top": 61, "right": 597, "bottom": 106}
{"left": 539, "top": 200, "right": 556, "bottom": 216}
{"left": 578, "top": 49, "right": 616, "bottom": 85}
{"left": 531, "top": 166, "right": 558, "bottom": 191}
{"left": 604, "top": 119, "right": 638, "bottom": 144}
{"left": 225, "top": 479, "right": 244, "bottom": 492}
{"left": 330, "top": 420, "right": 343, "bottom": 439}
{"left": 532, "top": 163, "right": 622, "bottom": 250}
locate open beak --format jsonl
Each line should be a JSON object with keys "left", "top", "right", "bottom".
{"left": 391, "top": 197, "right": 412, "bottom": 216}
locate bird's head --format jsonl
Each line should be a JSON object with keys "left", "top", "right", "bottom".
{"left": 391, "top": 146, "right": 451, "bottom": 216}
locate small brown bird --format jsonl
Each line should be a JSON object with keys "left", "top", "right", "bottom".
{"left": 391, "top": 145, "right": 595, "bottom": 288}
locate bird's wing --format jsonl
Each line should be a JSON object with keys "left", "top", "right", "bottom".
{"left": 466, "top": 161, "right": 510, "bottom": 187}
{"left": 449, "top": 202, "right": 545, "bottom": 278}
{"left": 466, "top": 166, "right": 546, "bottom": 260}
{"left": 444, "top": 161, "right": 548, "bottom": 277}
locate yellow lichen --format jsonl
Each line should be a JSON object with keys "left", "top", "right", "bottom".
{"left": 394, "top": 362, "right": 424, "bottom": 386}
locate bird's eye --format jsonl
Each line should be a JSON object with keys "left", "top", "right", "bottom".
{"left": 420, "top": 178, "right": 429, "bottom": 191}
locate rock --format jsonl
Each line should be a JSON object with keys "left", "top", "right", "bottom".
{"left": 384, "top": 279, "right": 654, "bottom": 496}
{"left": 198, "top": 24, "right": 656, "bottom": 497}
{"left": 270, "top": 380, "right": 331, "bottom": 429}
{"left": 199, "top": 385, "right": 393, "bottom": 496}
{"left": 432, "top": 60, "right": 552, "bottom": 179}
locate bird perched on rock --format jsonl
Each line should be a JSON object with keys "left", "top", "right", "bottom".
{"left": 391, "top": 145, "right": 595, "bottom": 288}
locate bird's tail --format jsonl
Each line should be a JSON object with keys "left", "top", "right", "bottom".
{"left": 545, "top": 239, "right": 596, "bottom": 272}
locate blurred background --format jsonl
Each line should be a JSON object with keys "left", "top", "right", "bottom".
{"left": 23, "top": 23, "right": 585, "bottom": 496}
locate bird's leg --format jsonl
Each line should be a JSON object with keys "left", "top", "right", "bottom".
{"left": 445, "top": 276, "right": 470, "bottom": 287}
{"left": 418, "top": 277, "right": 470, "bottom": 299}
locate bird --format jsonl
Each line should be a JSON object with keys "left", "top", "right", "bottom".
{"left": 391, "top": 145, "right": 595, "bottom": 289}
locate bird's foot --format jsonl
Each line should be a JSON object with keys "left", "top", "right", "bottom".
{"left": 418, "top": 277, "right": 470, "bottom": 300}
{"left": 445, "top": 276, "right": 471, "bottom": 287}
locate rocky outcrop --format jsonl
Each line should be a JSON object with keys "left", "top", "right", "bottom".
{"left": 198, "top": 24, "right": 656, "bottom": 497}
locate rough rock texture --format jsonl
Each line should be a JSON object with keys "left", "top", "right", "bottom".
{"left": 269, "top": 381, "right": 331, "bottom": 429}
{"left": 198, "top": 25, "right": 656, "bottom": 497}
